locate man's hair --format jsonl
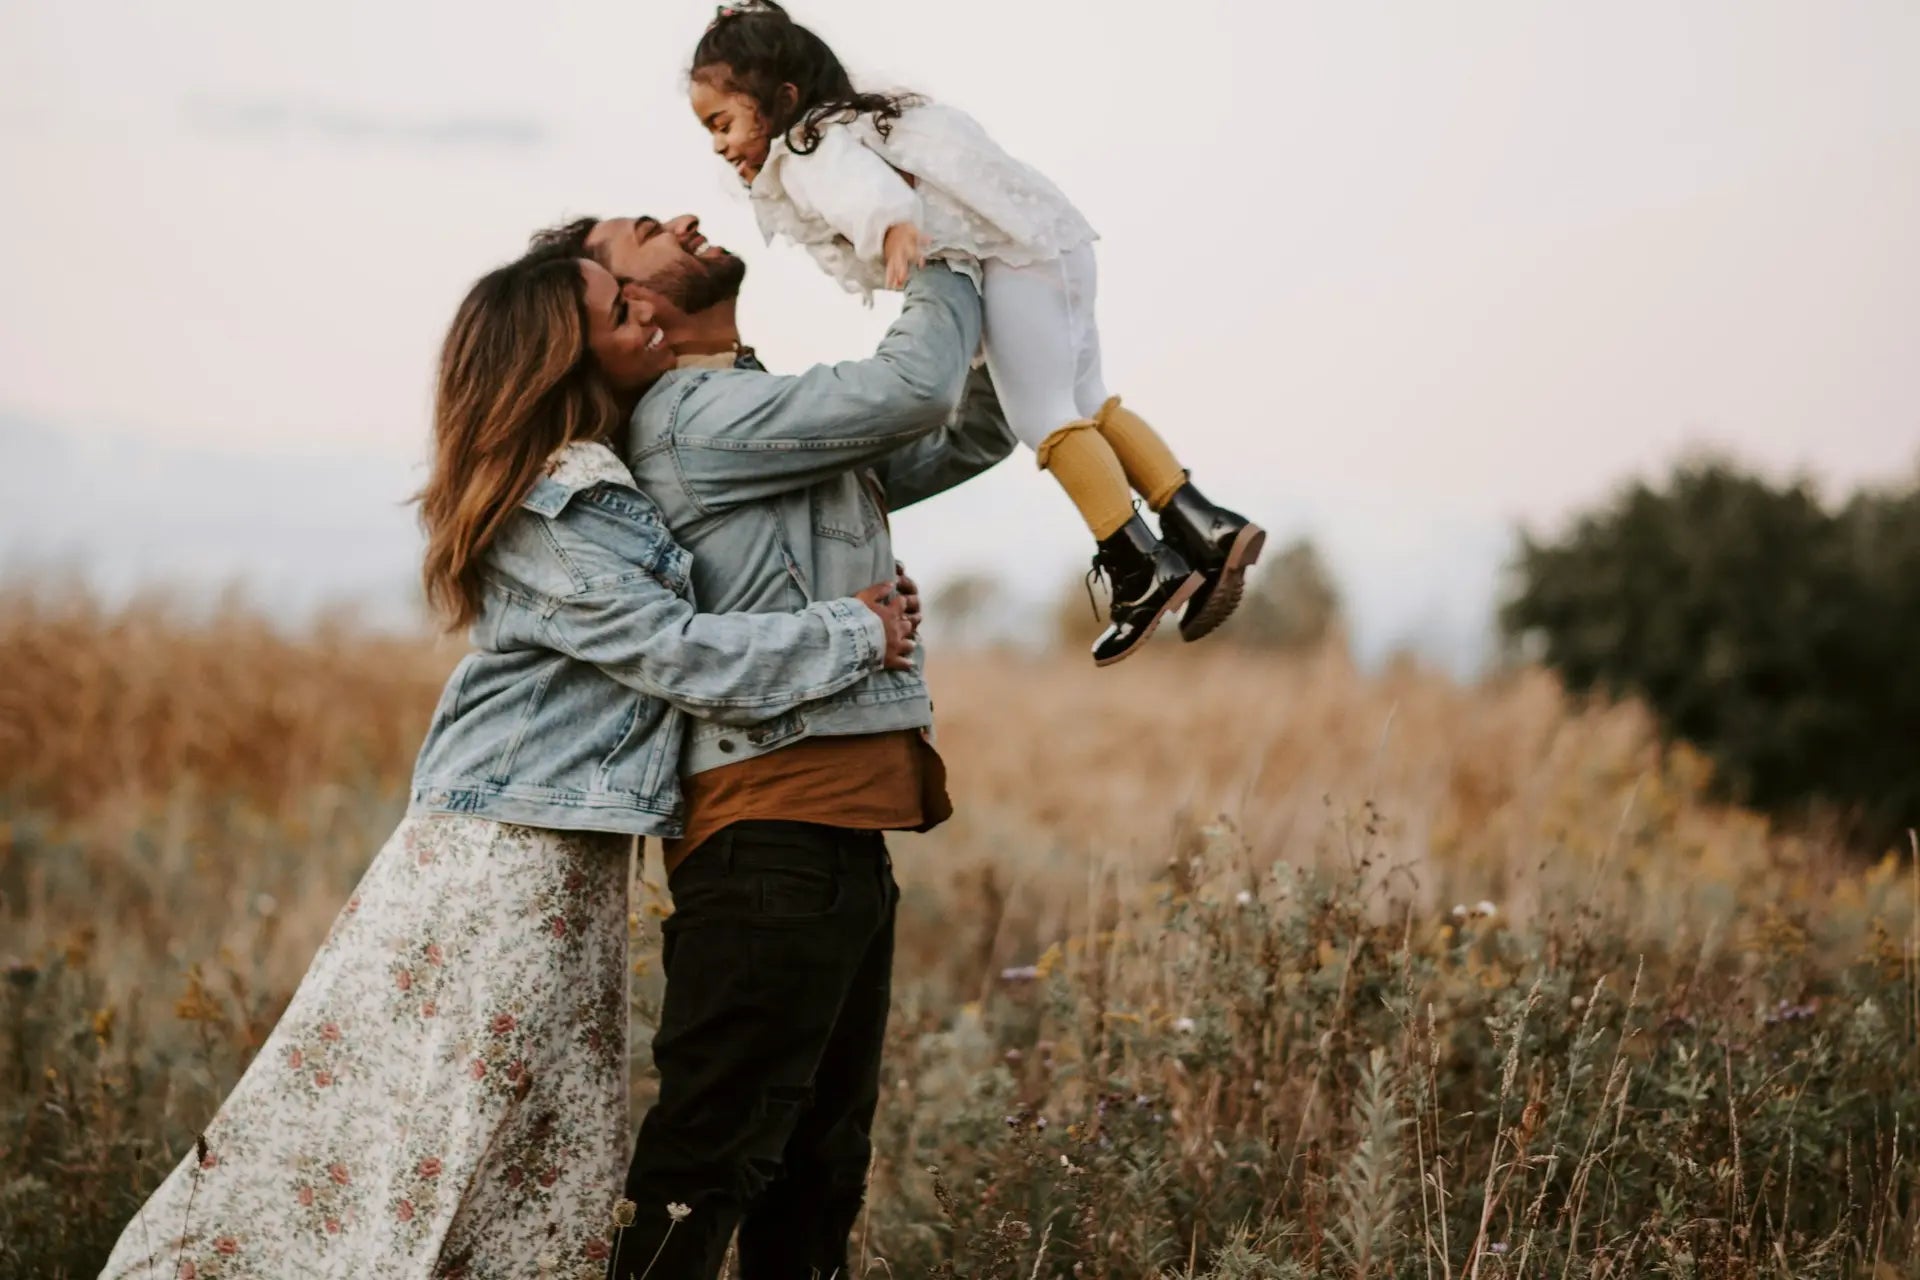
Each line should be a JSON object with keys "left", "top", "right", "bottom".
{"left": 529, "top": 217, "right": 602, "bottom": 265}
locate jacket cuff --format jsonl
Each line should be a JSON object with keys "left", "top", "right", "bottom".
{"left": 819, "top": 596, "right": 886, "bottom": 672}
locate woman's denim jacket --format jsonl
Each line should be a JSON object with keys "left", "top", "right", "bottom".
{"left": 406, "top": 442, "right": 886, "bottom": 836}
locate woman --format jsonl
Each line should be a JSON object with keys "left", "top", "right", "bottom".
{"left": 99, "top": 250, "right": 916, "bottom": 1279}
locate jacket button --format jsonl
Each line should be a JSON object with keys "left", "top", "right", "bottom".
{"left": 718, "top": 739, "right": 736, "bottom": 753}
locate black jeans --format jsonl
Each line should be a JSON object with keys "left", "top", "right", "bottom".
{"left": 611, "top": 821, "right": 898, "bottom": 1280}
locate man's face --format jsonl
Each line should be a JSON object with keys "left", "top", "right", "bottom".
{"left": 583, "top": 214, "right": 746, "bottom": 313}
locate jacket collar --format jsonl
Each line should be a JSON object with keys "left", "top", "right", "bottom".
{"left": 520, "top": 441, "right": 636, "bottom": 517}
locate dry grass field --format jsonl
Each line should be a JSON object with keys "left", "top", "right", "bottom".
{"left": 2, "top": 584, "right": 1916, "bottom": 1278}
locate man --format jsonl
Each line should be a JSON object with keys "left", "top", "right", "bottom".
{"left": 534, "top": 211, "right": 1011, "bottom": 1279}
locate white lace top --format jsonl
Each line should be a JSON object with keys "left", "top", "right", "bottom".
{"left": 750, "top": 101, "right": 1098, "bottom": 302}
{"left": 543, "top": 439, "right": 636, "bottom": 492}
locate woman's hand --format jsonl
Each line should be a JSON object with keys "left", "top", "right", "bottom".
{"left": 883, "top": 221, "right": 926, "bottom": 290}
{"left": 854, "top": 582, "right": 917, "bottom": 671}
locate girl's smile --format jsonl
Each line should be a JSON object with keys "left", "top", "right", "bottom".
{"left": 690, "top": 78, "right": 773, "bottom": 184}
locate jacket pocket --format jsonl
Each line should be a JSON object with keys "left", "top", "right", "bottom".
{"left": 810, "top": 473, "right": 882, "bottom": 546}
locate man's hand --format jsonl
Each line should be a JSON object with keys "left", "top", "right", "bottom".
{"left": 883, "top": 221, "right": 926, "bottom": 290}
{"left": 894, "top": 561, "right": 921, "bottom": 638}
{"left": 854, "top": 582, "right": 916, "bottom": 671}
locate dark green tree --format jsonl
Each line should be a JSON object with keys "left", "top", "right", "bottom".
{"left": 1502, "top": 457, "right": 1919, "bottom": 847}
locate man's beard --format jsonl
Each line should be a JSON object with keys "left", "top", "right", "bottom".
{"left": 653, "top": 250, "right": 747, "bottom": 313}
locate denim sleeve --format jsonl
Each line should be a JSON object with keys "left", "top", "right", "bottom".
{"left": 868, "top": 362, "right": 1019, "bottom": 511}
{"left": 663, "top": 264, "right": 983, "bottom": 510}
{"left": 542, "top": 588, "right": 885, "bottom": 725}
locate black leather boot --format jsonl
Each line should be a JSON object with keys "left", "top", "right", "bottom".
{"left": 1088, "top": 515, "right": 1202, "bottom": 666}
{"left": 1156, "top": 481, "right": 1266, "bottom": 642}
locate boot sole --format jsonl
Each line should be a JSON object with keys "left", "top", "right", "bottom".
{"left": 1180, "top": 523, "right": 1268, "bottom": 643}
{"left": 1094, "top": 573, "right": 1204, "bottom": 667}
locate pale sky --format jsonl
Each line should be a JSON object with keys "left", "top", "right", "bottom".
{"left": 2, "top": 0, "right": 1916, "bottom": 666}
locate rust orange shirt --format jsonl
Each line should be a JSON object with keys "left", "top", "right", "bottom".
{"left": 662, "top": 730, "right": 952, "bottom": 872}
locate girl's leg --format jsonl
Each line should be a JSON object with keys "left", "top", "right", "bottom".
{"left": 1055, "top": 245, "right": 1190, "bottom": 510}
{"left": 981, "top": 256, "right": 1134, "bottom": 541}
{"left": 1061, "top": 244, "right": 1269, "bottom": 643}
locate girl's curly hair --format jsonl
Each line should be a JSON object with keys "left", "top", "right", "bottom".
{"left": 691, "top": 1, "right": 920, "bottom": 155}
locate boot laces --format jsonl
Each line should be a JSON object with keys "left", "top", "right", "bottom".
{"left": 1082, "top": 560, "right": 1107, "bottom": 621}
{"left": 1084, "top": 500, "right": 1147, "bottom": 619}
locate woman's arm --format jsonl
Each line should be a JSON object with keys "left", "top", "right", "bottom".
{"left": 541, "top": 580, "right": 909, "bottom": 725}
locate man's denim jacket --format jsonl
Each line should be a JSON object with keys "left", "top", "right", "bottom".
{"left": 626, "top": 264, "right": 1014, "bottom": 776}
{"left": 407, "top": 441, "right": 888, "bottom": 836}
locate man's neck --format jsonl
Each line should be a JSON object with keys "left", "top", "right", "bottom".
{"left": 667, "top": 298, "right": 743, "bottom": 357}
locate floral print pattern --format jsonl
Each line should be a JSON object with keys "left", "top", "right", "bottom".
{"left": 101, "top": 816, "right": 633, "bottom": 1280}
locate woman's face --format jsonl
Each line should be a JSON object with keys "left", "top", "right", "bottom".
{"left": 690, "top": 75, "right": 773, "bottom": 184}
{"left": 578, "top": 260, "right": 674, "bottom": 394}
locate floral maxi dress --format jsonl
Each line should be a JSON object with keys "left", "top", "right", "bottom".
{"left": 100, "top": 816, "right": 633, "bottom": 1280}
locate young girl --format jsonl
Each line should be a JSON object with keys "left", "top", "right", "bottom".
{"left": 688, "top": 0, "right": 1265, "bottom": 666}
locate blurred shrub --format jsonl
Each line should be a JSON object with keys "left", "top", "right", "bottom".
{"left": 1502, "top": 457, "right": 1920, "bottom": 847}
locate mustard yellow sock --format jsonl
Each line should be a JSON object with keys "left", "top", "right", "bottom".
{"left": 1094, "top": 397, "right": 1189, "bottom": 510}
{"left": 1035, "top": 420, "right": 1136, "bottom": 540}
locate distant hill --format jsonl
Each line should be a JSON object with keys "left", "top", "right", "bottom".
{"left": 0, "top": 412, "right": 1512, "bottom": 672}
{"left": 0, "top": 412, "right": 427, "bottom": 626}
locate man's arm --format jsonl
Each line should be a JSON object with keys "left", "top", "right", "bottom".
{"left": 868, "top": 362, "right": 1019, "bottom": 511}
{"left": 658, "top": 265, "right": 983, "bottom": 511}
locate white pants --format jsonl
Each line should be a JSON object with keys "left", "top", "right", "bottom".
{"left": 980, "top": 244, "right": 1112, "bottom": 451}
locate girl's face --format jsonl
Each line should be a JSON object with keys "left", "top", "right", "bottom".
{"left": 689, "top": 73, "right": 776, "bottom": 184}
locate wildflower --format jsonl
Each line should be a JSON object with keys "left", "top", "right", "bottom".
{"left": 1234, "top": 889, "right": 1253, "bottom": 906}
{"left": 1489, "top": 1242, "right": 1509, "bottom": 1255}
{"left": 1004, "top": 1048, "right": 1023, "bottom": 1063}
{"left": 1033, "top": 941, "right": 1064, "bottom": 978}
{"left": 1473, "top": 900, "right": 1498, "bottom": 919}
{"left": 667, "top": 1201, "right": 692, "bottom": 1222}
{"left": 613, "top": 1198, "right": 637, "bottom": 1228}
{"left": 253, "top": 893, "right": 279, "bottom": 916}
{"left": 1450, "top": 904, "right": 1469, "bottom": 921}
{"left": 999, "top": 964, "right": 1040, "bottom": 983}
{"left": 1173, "top": 1016, "right": 1196, "bottom": 1034}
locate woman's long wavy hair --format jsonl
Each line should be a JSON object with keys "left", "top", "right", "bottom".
{"left": 417, "top": 251, "right": 618, "bottom": 631}
{"left": 691, "top": 1, "right": 920, "bottom": 157}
